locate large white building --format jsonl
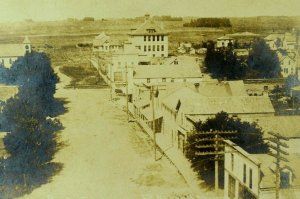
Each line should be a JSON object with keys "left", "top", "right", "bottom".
{"left": 0, "top": 36, "right": 31, "bottom": 68}
{"left": 128, "top": 16, "right": 168, "bottom": 58}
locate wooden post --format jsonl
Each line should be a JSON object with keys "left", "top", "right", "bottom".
{"left": 215, "top": 133, "right": 219, "bottom": 191}
{"left": 125, "top": 64, "right": 129, "bottom": 122}
{"left": 151, "top": 85, "right": 156, "bottom": 161}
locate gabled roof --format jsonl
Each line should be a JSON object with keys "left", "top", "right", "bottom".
{"left": 264, "top": 33, "right": 284, "bottom": 41}
{"left": 0, "top": 44, "right": 25, "bottom": 57}
{"left": 93, "top": 32, "right": 111, "bottom": 47}
{"left": 229, "top": 32, "right": 260, "bottom": 37}
{"left": 162, "top": 86, "right": 274, "bottom": 115}
{"left": 217, "top": 35, "right": 233, "bottom": 40}
{"left": 129, "top": 20, "right": 167, "bottom": 36}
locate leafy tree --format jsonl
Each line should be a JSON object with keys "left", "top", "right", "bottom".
{"left": 284, "top": 74, "right": 300, "bottom": 95}
{"left": 247, "top": 39, "right": 281, "bottom": 78}
{"left": 0, "top": 52, "right": 64, "bottom": 197}
{"left": 205, "top": 41, "right": 246, "bottom": 80}
{"left": 185, "top": 112, "right": 268, "bottom": 187}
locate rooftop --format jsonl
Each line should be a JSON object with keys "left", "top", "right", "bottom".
{"left": 162, "top": 85, "right": 275, "bottom": 115}
{"left": 129, "top": 20, "right": 167, "bottom": 36}
{"left": 133, "top": 64, "right": 202, "bottom": 79}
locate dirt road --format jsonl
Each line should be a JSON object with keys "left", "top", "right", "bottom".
{"left": 18, "top": 69, "right": 192, "bottom": 199}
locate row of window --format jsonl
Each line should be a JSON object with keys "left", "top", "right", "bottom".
{"left": 243, "top": 164, "right": 253, "bottom": 189}
{"left": 144, "top": 35, "right": 165, "bottom": 42}
{"left": 144, "top": 45, "right": 165, "bottom": 52}
{"left": 146, "top": 78, "right": 188, "bottom": 83}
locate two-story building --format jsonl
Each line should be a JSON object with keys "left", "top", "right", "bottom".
{"left": 224, "top": 140, "right": 300, "bottom": 199}
{"left": 128, "top": 15, "right": 168, "bottom": 58}
{"left": 277, "top": 50, "right": 298, "bottom": 78}
{"left": 216, "top": 35, "right": 235, "bottom": 48}
{"left": 0, "top": 36, "right": 31, "bottom": 68}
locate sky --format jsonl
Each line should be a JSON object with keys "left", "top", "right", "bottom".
{"left": 0, "top": 0, "right": 300, "bottom": 22}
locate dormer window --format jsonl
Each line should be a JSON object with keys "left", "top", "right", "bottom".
{"left": 147, "top": 29, "right": 156, "bottom": 33}
{"left": 280, "top": 168, "right": 293, "bottom": 188}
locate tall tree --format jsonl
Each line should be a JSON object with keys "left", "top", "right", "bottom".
{"left": 247, "top": 39, "right": 281, "bottom": 78}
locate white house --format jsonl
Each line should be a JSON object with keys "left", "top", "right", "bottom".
{"left": 92, "top": 32, "right": 122, "bottom": 53}
{"left": 216, "top": 35, "right": 234, "bottom": 48}
{"left": 264, "top": 34, "right": 284, "bottom": 50}
{"left": 128, "top": 15, "right": 168, "bottom": 58}
{"left": 277, "top": 50, "right": 297, "bottom": 78}
{"left": 224, "top": 140, "right": 300, "bottom": 199}
{"left": 0, "top": 36, "right": 31, "bottom": 68}
{"left": 282, "top": 32, "right": 297, "bottom": 51}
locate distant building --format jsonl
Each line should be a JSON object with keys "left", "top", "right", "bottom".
{"left": 233, "top": 49, "right": 249, "bottom": 60}
{"left": 92, "top": 32, "right": 122, "bottom": 53}
{"left": 133, "top": 63, "right": 202, "bottom": 84}
{"left": 264, "top": 33, "right": 284, "bottom": 50}
{"left": 224, "top": 140, "right": 300, "bottom": 199}
{"left": 216, "top": 35, "right": 234, "bottom": 48}
{"left": 277, "top": 50, "right": 297, "bottom": 78}
{"left": 282, "top": 32, "right": 297, "bottom": 51}
{"left": 0, "top": 36, "right": 31, "bottom": 68}
{"left": 128, "top": 15, "right": 168, "bottom": 58}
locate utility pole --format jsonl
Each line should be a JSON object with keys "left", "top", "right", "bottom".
{"left": 151, "top": 85, "right": 157, "bottom": 161}
{"left": 267, "top": 132, "right": 289, "bottom": 199}
{"left": 194, "top": 130, "right": 237, "bottom": 192}
{"left": 125, "top": 64, "right": 129, "bottom": 122}
{"left": 110, "top": 64, "right": 113, "bottom": 101}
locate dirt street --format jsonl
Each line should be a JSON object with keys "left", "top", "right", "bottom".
{"left": 18, "top": 69, "right": 193, "bottom": 199}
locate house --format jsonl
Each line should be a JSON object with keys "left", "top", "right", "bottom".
{"left": 107, "top": 46, "right": 139, "bottom": 97}
{"left": 264, "top": 34, "right": 284, "bottom": 50}
{"left": 160, "top": 81, "right": 275, "bottom": 152}
{"left": 277, "top": 50, "right": 297, "bottom": 78}
{"left": 282, "top": 32, "right": 297, "bottom": 51}
{"left": 133, "top": 61, "right": 203, "bottom": 85}
{"left": 128, "top": 15, "right": 168, "bottom": 58}
{"left": 233, "top": 49, "right": 249, "bottom": 60}
{"left": 224, "top": 140, "right": 300, "bottom": 199}
{"left": 0, "top": 84, "right": 18, "bottom": 111}
{"left": 216, "top": 35, "right": 234, "bottom": 48}
{"left": 0, "top": 36, "right": 31, "bottom": 68}
{"left": 92, "top": 32, "right": 122, "bottom": 52}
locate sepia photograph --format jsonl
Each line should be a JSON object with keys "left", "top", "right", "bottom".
{"left": 0, "top": 0, "right": 299, "bottom": 198}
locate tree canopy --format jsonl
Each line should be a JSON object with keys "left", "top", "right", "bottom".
{"left": 185, "top": 112, "right": 268, "bottom": 187}
{"left": 183, "top": 18, "right": 231, "bottom": 28}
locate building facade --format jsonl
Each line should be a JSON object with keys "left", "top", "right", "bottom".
{"left": 128, "top": 17, "right": 168, "bottom": 58}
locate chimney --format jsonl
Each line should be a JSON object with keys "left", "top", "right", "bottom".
{"left": 194, "top": 83, "right": 200, "bottom": 93}
{"left": 144, "top": 14, "right": 150, "bottom": 22}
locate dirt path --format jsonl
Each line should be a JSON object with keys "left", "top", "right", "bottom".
{"left": 18, "top": 68, "right": 192, "bottom": 199}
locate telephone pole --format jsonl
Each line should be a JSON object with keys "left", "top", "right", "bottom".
{"left": 151, "top": 85, "right": 156, "bottom": 161}
{"left": 267, "top": 132, "right": 289, "bottom": 199}
{"left": 194, "top": 130, "right": 237, "bottom": 192}
{"left": 125, "top": 64, "right": 129, "bottom": 122}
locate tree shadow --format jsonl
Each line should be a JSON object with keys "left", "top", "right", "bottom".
{"left": 0, "top": 159, "right": 64, "bottom": 199}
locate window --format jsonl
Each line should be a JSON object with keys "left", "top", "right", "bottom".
{"left": 157, "top": 45, "right": 160, "bottom": 51}
{"left": 280, "top": 170, "right": 291, "bottom": 188}
{"left": 161, "top": 35, "right": 164, "bottom": 41}
{"left": 144, "top": 45, "right": 147, "bottom": 52}
{"left": 171, "top": 78, "right": 174, "bottom": 82}
{"left": 114, "top": 72, "right": 123, "bottom": 82}
{"left": 243, "top": 164, "right": 247, "bottom": 184}
{"left": 153, "top": 35, "right": 155, "bottom": 41}
{"left": 162, "top": 78, "right": 166, "bottom": 82}
{"left": 161, "top": 45, "right": 164, "bottom": 51}
{"left": 157, "top": 35, "right": 160, "bottom": 41}
{"left": 153, "top": 45, "right": 155, "bottom": 51}
{"left": 144, "top": 36, "right": 146, "bottom": 41}
{"left": 161, "top": 54, "right": 164, "bottom": 57}
{"left": 183, "top": 78, "right": 187, "bottom": 82}
{"left": 249, "top": 169, "right": 253, "bottom": 189}
{"left": 147, "top": 78, "right": 150, "bottom": 83}
{"left": 148, "top": 36, "right": 151, "bottom": 41}
{"left": 153, "top": 54, "right": 155, "bottom": 57}
{"left": 148, "top": 45, "right": 151, "bottom": 51}
{"left": 228, "top": 175, "right": 236, "bottom": 199}
{"left": 9, "top": 58, "right": 12, "bottom": 64}
{"left": 231, "top": 154, "right": 234, "bottom": 171}
{"left": 289, "top": 60, "right": 291, "bottom": 65}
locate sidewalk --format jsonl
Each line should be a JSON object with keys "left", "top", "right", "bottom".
{"left": 114, "top": 98, "right": 223, "bottom": 198}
